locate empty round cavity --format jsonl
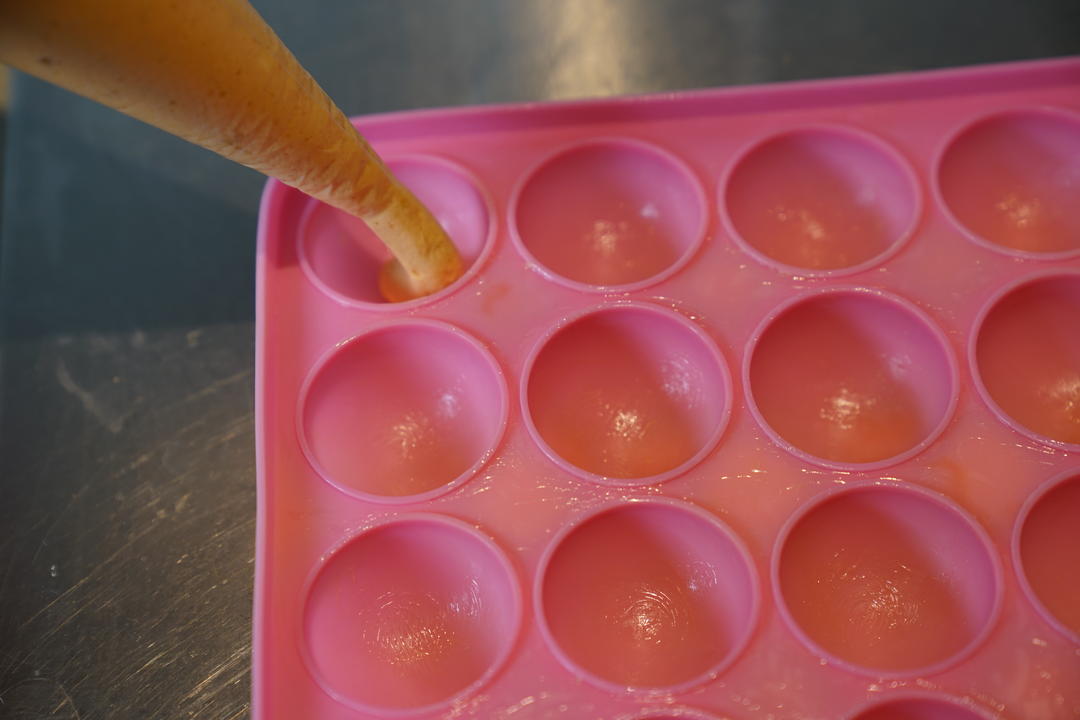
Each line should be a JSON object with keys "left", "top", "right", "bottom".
{"left": 849, "top": 694, "right": 998, "bottom": 720}
{"left": 299, "top": 155, "right": 494, "bottom": 307}
{"left": 775, "top": 483, "right": 1001, "bottom": 676}
{"left": 301, "top": 515, "right": 521, "bottom": 715}
{"left": 299, "top": 321, "right": 507, "bottom": 502}
{"left": 537, "top": 500, "right": 758, "bottom": 693}
{"left": 746, "top": 289, "right": 956, "bottom": 468}
{"left": 1015, "top": 469, "right": 1080, "bottom": 644}
{"left": 511, "top": 139, "right": 707, "bottom": 290}
{"left": 937, "top": 108, "right": 1080, "bottom": 258}
{"left": 523, "top": 303, "right": 731, "bottom": 484}
{"left": 972, "top": 271, "right": 1080, "bottom": 450}
{"left": 723, "top": 126, "right": 919, "bottom": 274}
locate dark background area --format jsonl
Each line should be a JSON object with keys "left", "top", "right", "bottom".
{"left": 1, "top": 1, "right": 1078, "bottom": 718}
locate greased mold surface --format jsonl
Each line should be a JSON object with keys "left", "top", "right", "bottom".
{"left": 254, "top": 58, "right": 1080, "bottom": 719}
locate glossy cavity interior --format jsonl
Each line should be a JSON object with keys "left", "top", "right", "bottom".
{"left": 301, "top": 158, "right": 490, "bottom": 303}
{"left": 541, "top": 502, "right": 756, "bottom": 690}
{"left": 974, "top": 274, "right": 1080, "bottom": 446}
{"left": 303, "top": 518, "right": 518, "bottom": 712}
{"left": 850, "top": 697, "right": 991, "bottom": 720}
{"left": 725, "top": 128, "right": 917, "bottom": 271}
{"left": 938, "top": 110, "right": 1080, "bottom": 255}
{"left": 301, "top": 324, "right": 504, "bottom": 499}
{"left": 1018, "top": 472, "right": 1080, "bottom": 641}
{"left": 526, "top": 306, "right": 727, "bottom": 482}
{"left": 514, "top": 141, "right": 704, "bottom": 287}
{"left": 749, "top": 292, "right": 953, "bottom": 466}
{"left": 777, "top": 486, "right": 998, "bottom": 674}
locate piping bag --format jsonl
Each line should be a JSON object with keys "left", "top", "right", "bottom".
{"left": 0, "top": 0, "right": 463, "bottom": 301}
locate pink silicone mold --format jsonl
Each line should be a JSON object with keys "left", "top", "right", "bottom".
{"left": 255, "top": 58, "right": 1080, "bottom": 720}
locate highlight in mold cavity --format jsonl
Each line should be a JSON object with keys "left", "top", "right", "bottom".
{"left": 724, "top": 126, "right": 918, "bottom": 273}
{"left": 299, "top": 156, "right": 492, "bottom": 306}
{"left": 302, "top": 516, "right": 520, "bottom": 714}
{"left": 775, "top": 483, "right": 1000, "bottom": 676}
{"left": 300, "top": 321, "right": 506, "bottom": 502}
{"left": 937, "top": 108, "right": 1080, "bottom": 257}
{"left": 538, "top": 500, "right": 757, "bottom": 692}
{"left": 747, "top": 289, "right": 955, "bottom": 468}
{"left": 524, "top": 303, "right": 730, "bottom": 484}
{"left": 512, "top": 139, "right": 706, "bottom": 290}
{"left": 973, "top": 272, "right": 1080, "bottom": 449}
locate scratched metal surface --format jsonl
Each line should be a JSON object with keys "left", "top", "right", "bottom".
{"left": 1, "top": 1, "right": 1078, "bottom": 718}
